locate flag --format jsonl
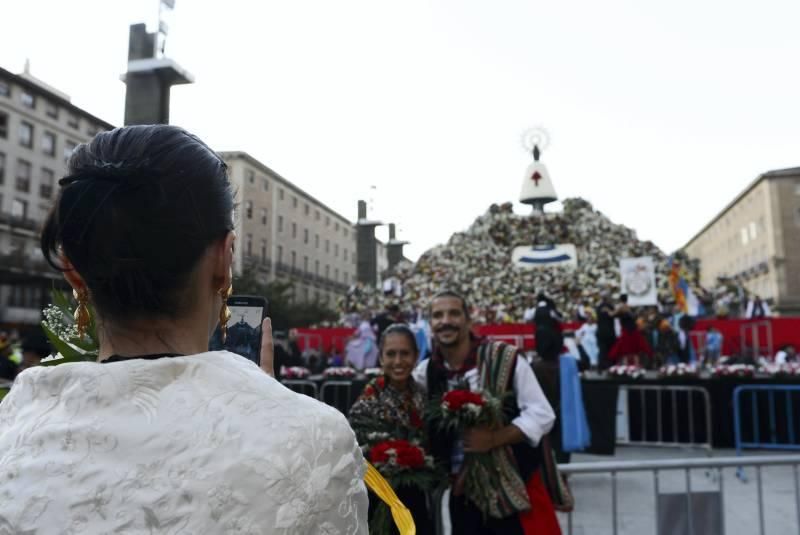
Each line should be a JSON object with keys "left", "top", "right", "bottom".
{"left": 668, "top": 256, "right": 699, "bottom": 316}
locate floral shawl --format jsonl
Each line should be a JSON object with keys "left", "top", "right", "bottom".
{"left": 348, "top": 375, "right": 426, "bottom": 447}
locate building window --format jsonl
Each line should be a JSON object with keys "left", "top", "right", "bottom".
{"left": 261, "top": 240, "right": 267, "bottom": 263}
{"left": 303, "top": 228, "right": 309, "bottom": 244}
{"left": 67, "top": 114, "right": 79, "bottom": 129}
{"left": 279, "top": 189, "right": 284, "bottom": 200}
{"left": 315, "top": 234, "right": 320, "bottom": 248}
{"left": 325, "top": 265, "right": 330, "bottom": 278}
{"left": 64, "top": 140, "right": 77, "bottom": 163}
{"left": 292, "top": 196, "right": 298, "bottom": 208}
{"left": 245, "top": 200, "right": 253, "bottom": 219}
{"left": 325, "top": 240, "right": 330, "bottom": 253}
{"left": 277, "top": 245, "right": 283, "bottom": 263}
{"left": 344, "top": 272, "right": 349, "bottom": 284}
{"left": 344, "top": 228, "right": 349, "bottom": 238}
{"left": 325, "top": 216, "right": 330, "bottom": 227}
{"left": 0, "top": 152, "right": 5, "bottom": 185}
{"left": 0, "top": 81, "right": 9, "bottom": 97}
{"left": 40, "top": 168, "right": 54, "bottom": 199}
{"left": 315, "top": 260, "right": 320, "bottom": 275}
{"left": 21, "top": 90, "right": 35, "bottom": 109}
{"left": 334, "top": 244, "right": 339, "bottom": 257}
{"left": 740, "top": 228, "right": 748, "bottom": 245}
{"left": 15, "top": 160, "right": 31, "bottom": 192}
{"left": 19, "top": 121, "right": 33, "bottom": 148}
{"left": 261, "top": 208, "right": 267, "bottom": 225}
{"left": 291, "top": 251, "right": 296, "bottom": 268}
{"left": 11, "top": 198, "right": 27, "bottom": 219}
{"left": 42, "top": 131, "right": 56, "bottom": 156}
{"left": 335, "top": 222, "right": 339, "bottom": 232}
{"left": 304, "top": 256, "right": 309, "bottom": 272}
{"left": 795, "top": 207, "right": 800, "bottom": 227}
{"left": 315, "top": 210, "right": 320, "bottom": 221}
{"left": 246, "top": 234, "right": 253, "bottom": 257}
{"left": 46, "top": 101, "right": 58, "bottom": 119}
{"left": 246, "top": 169, "right": 255, "bottom": 184}
{"left": 749, "top": 221, "right": 757, "bottom": 240}
{"left": 278, "top": 215, "right": 283, "bottom": 232}
{"left": 0, "top": 112, "right": 7, "bottom": 138}
{"left": 335, "top": 268, "right": 339, "bottom": 282}
{"left": 87, "top": 125, "right": 98, "bottom": 138}
{"left": 263, "top": 178, "right": 269, "bottom": 191}
{"left": 304, "top": 203, "right": 309, "bottom": 216}
{"left": 344, "top": 249, "right": 349, "bottom": 261}
{"left": 291, "top": 222, "right": 297, "bottom": 238}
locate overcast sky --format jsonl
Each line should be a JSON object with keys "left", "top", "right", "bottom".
{"left": 4, "top": 0, "right": 799, "bottom": 260}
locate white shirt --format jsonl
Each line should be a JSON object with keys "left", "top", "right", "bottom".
{"left": 0, "top": 351, "right": 368, "bottom": 534}
{"left": 412, "top": 354, "right": 555, "bottom": 447}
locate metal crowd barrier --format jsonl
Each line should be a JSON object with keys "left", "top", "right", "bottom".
{"left": 559, "top": 455, "right": 800, "bottom": 535}
{"left": 618, "top": 385, "right": 713, "bottom": 452}
{"left": 280, "top": 379, "right": 319, "bottom": 399}
{"left": 320, "top": 380, "right": 358, "bottom": 413}
{"left": 734, "top": 385, "right": 800, "bottom": 481}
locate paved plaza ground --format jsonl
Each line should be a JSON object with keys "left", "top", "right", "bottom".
{"left": 557, "top": 447, "right": 800, "bottom": 535}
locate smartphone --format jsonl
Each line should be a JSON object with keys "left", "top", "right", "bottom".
{"left": 209, "top": 295, "right": 268, "bottom": 366}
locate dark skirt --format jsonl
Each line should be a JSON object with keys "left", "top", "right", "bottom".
{"left": 609, "top": 328, "right": 653, "bottom": 360}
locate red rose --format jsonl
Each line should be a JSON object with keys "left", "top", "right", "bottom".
{"left": 376, "top": 376, "right": 386, "bottom": 389}
{"left": 362, "top": 385, "right": 376, "bottom": 398}
{"left": 394, "top": 443, "right": 425, "bottom": 468}
{"left": 369, "top": 441, "right": 393, "bottom": 464}
{"left": 442, "top": 390, "right": 485, "bottom": 411}
{"left": 369, "top": 439, "right": 426, "bottom": 468}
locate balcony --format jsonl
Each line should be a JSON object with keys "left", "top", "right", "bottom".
{"left": 0, "top": 212, "right": 39, "bottom": 232}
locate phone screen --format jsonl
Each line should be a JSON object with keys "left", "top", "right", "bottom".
{"left": 209, "top": 299, "right": 266, "bottom": 365}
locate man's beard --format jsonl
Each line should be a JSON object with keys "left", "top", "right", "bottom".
{"left": 435, "top": 327, "right": 461, "bottom": 348}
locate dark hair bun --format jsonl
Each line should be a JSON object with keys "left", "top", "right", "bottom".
{"left": 41, "top": 125, "right": 234, "bottom": 320}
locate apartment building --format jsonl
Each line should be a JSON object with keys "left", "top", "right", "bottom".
{"left": 684, "top": 167, "right": 800, "bottom": 315}
{"left": 0, "top": 65, "right": 113, "bottom": 326}
{"left": 221, "top": 152, "right": 356, "bottom": 305}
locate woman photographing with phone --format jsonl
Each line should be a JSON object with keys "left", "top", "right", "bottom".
{"left": 0, "top": 125, "right": 368, "bottom": 533}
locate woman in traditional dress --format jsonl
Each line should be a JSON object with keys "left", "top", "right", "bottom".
{"left": 349, "top": 324, "right": 435, "bottom": 535}
{"left": 609, "top": 294, "right": 653, "bottom": 366}
{"left": 0, "top": 125, "right": 367, "bottom": 533}
{"left": 345, "top": 312, "right": 379, "bottom": 370}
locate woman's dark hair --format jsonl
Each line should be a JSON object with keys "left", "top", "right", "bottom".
{"left": 379, "top": 324, "right": 418, "bottom": 355}
{"left": 41, "top": 125, "right": 234, "bottom": 321}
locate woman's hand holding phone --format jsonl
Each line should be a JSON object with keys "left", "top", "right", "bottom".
{"left": 259, "top": 317, "right": 274, "bottom": 377}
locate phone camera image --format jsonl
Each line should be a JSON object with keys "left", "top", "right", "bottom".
{"left": 210, "top": 305, "right": 263, "bottom": 364}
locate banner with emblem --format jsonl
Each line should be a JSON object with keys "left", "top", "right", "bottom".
{"left": 619, "top": 257, "right": 657, "bottom": 306}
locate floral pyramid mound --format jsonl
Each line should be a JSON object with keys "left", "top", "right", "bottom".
{"left": 341, "top": 198, "right": 704, "bottom": 323}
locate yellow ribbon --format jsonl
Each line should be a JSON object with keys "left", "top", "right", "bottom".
{"left": 364, "top": 461, "right": 416, "bottom": 535}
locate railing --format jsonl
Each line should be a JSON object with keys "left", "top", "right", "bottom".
{"left": 618, "top": 385, "right": 713, "bottom": 452}
{"left": 559, "top": 455, "right": 800, "bottom": 535}
{"left": 320, "top": 380, "right": 358, "bottom": 414}
{"left": 280, "top": 379, "right": 319, "bottom": 399}
{"left": 734, "top": 385, "right": 800, "bottom": 482}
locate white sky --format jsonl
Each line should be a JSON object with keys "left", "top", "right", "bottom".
{"left": 4, "top": 0, "right": 799, "bottom": 260}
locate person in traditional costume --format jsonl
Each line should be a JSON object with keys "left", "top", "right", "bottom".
{"left": 595, "top": 293, "right": 617, "bottom": 370}
{"left": 349, "top": 324, "right": 435, "bottom": 535}
{"left": 412, "top": 290, "right": 559, "bottom": 535}
{"left": 609, "top": 294, "right": 653, "bottom": 366}
{"left": 0, "top": 125, "right": 367, "bottom": 533}
{"left": 533, "top": 292, "right": 564, "bottom": 361}
{"left": 346, "top": 312, "right": 379, "bottom": 370}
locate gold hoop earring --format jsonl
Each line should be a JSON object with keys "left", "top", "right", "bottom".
{"left": 73, "top": 288, "right": 91, "bottom": 340}
{"left": 219, "top": 284, "right": 233, "bottom": 344}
